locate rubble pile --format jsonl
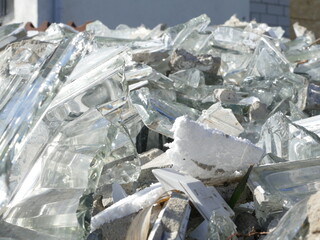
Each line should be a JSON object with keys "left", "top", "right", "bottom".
{"left": 0, "top": 14, "right": 320, "bottom": 240}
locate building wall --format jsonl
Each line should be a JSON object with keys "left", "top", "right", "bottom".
{"left": 44, "top": 0, "right": 250, "bottom": 28}
{"left": 3, "top": 0, "right": 38, "bottom": 25}
{"left": 250, "top": 0, "right": 290, "bottom": 35}
{"left": 4, "top": 0, "right": 296, "bottom": 36}
{"left": 290, "top": 0, "right": 320, "bottom": 38}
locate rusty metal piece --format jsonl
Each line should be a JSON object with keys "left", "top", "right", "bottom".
{"left": 25, "top": 21, "right": 93, "bottom": 32}
{"left": 25, "top": 21, "right": 51, "bottom": 32}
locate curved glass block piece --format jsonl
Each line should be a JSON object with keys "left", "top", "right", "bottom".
{"left": 248, "top": 158, "right": 320, "bottom": 209}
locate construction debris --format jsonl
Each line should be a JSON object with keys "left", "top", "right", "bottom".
{"left": 0, "top": 14, "right": 320, "bottom": 240}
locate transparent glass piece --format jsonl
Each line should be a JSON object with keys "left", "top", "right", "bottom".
{"left": 223, "top": 15, "right": 249, "bottom": 28}
{"left": 289, "top": 101, "right": 308, "bottom": 121}
{"left": 4, "top": 105, "right": 140, "bottom": 238}
{"left": 288, "top": 115, "right": 320, "bottom": 161}
{"left": 207, "top": 25, "right": 250, "bottom": 53}
{"left": 263, "top": 197, "right": 308, "bottom": 240}
{"left": 144, "top": 23, "right": 167, "bottom": 39}
{"left": 169, "top": 68, "right": 204, "bottom": 89}
{"left": 258, "top": 112, "right": 290, "bottom": 160}
{"left": 293, "top": 22, "right": 315, "bottom": 40}
{"left": 0, "top": 219, "right": 60, "bottom": 240}
{"left": 128, "top": 67, "right": 174, "bottom": 91}
{"left": 46, "top": 47, "right": 129, "bottom": 126}
{"left": 248, "top": 158, "right": 320, "bottom": 209}
{"left": 0, "top": 23, "right": 26, "bottom": 49}
{"left": 208, "top": 212, "right": 238, "bottom": 240}
{"left": 284, "top": 35, "right": 312, "bottom": 53}
{"left": 197, "top": 102, "right": 244, "bottom": 136}
{"left": 0, "top": 32, "right": 92, "bottom": 209}
{"left": 125, "top": 63, "right": 153, "bottom": 87}
{"left": 246, "top": 37, "right": 293, "bottom": 78}
{"left": 33, "top": 23, "right": 78, "bottom": 43}
{"left": 163, "top": 14, "right": 210, "bottom": 48}
{"left": 130, "top": 87, "right": 200, "bottom": 137}
{"left": 96, "top": 122, "right": 141, "bottom": 187}
{"left": 7, "top": 40, "right": 58, "bottom": 77}
{"left": 175, "top": 85, "right": 220, "bottom": 110}
{"left": 220, "top": 52, "right": 251, "bottom": 85}
{"left": 177, "top": 30, "right": 214, "bottom": 54}
{"left": 259, "top": 112, "right": 320, "bottom": 161}
{"left": 0, "top": 40, "right": 58, "bottom": 111}
{"left": 168, "top": 68, "right": 224, "bottom": 110}
{"left": 87, "top": 20, "right": 152, "bottom": 40}
{"left": 260, "top": 153, "right": 288, "bottom": 165}
{"left": 94, "top": 36, "right": 167, "bottom": 56}
{"left": 76, "top": 115, "right": 140, "bottom": 186}
{"left": 286, "top": 44, "right": 320, "bottom": 63}
{"left": 4, "top": 189, "right": 85, "bottom": 239}
{"left": 17, "top": 46, "right": 141, "bottom": 236}
{"left": 241, "top": 72, "right": 308, "bottom": 111}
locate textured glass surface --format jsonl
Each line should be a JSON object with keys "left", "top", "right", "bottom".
{"left": 248, "top": 158, "right": 320, "bottom": 209}
{"left": 3, "top": 109, "right": 109, "bottom": 238}
{"left": 0, "top": 32, "right": 92, "bottom": 208}
{"left": 247, "top": 37, "right": 292, "bottom": 78}
{"left": 163, "top": 14, "right": 210, "bottom": 48}
{"left": 34, "top": 23, "right": 78, "bottom": 43}
{"left": 130, "top": 87, "right": 200, "bottom": 137}
{"left": 0, "top": 23, "right": 26, "bottom": 49}
{"left": 259, "top": 113, "right": 320, "bottom": 161}
{"left": 263, "top": 198, "right": 308, "bottom": 240}
{"left": 208, "top": 211, "right": 238, "bottom": 240}
{"left": 2, "top": 13, "right": 320, "bottom": 240}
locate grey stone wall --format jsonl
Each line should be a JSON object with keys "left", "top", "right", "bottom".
{"left": 250, "top": 0, "right": 290, "bottom": 35}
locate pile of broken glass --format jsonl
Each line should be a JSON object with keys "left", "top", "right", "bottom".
{"left": 0, "top": 14, "right": 320, "bottom": 240}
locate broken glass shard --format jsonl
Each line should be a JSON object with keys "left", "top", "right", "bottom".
{"left": 130, "top": 87, "right": 200, "bottom": 137}
{"left": 163, "top": 14, "right": 210, "bottom": 48}
{"left": 247, "top": 37, "right": 293, "bottom": 78}
{"left": 0, "top": 32, "right": 92, "bottom": 209}
{"left": 248, "top": 158, "right": 320, "bottom": 211}
{"left": 258, "top": 112, "right": 290, "bottom": 160}
{"left": 0, "top": 23, "right": 26, "bottom": 49}
{"left": 288, "top": 115, "right": 320, "bottom": 161}
{"left": 3, "top": 109, "right": 111, "bottom": 238}
{"left": 169, "top": 68, "right": 204, "bottom": 89}
{"left": 263, "top": 197, "right": 309, "bottom": 240}
{"left": 259, "top": 112, "right": 320, "bottom": 161}
{"left": 34, "top": 23, "right": 78, "bottom": 43}
{"left": 208, "top": 211, "right": 238, "bottom": 240}
{"left": 197, "top": 102, "right": 244, "bottom": 136}
{"left": 87, "top": 20, "right": 152, "bottom": 40}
